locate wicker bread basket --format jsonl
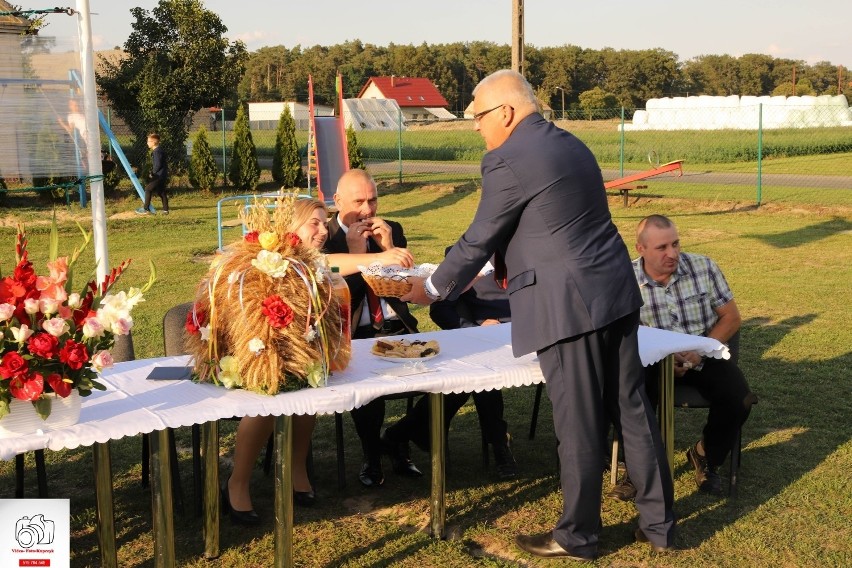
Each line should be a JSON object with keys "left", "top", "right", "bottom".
{"left": 359, "top": 262, "right": 439, "bottom": 299}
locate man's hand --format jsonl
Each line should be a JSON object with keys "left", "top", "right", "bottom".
{"left": 345, "top": 220, "right": 370, "bottom": 253}
{"left": 673, "top": 350, "right": 702, "bottom": 378}
{"left": 361, "top": 217, "right": 394, "bottom": 251}
{"left": 400, "top": 276, "right": 434, "bottom": 305}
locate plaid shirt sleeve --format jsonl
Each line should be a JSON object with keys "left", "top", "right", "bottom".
{"left": 634, "top": 252, "right": 733, "bottom": 337}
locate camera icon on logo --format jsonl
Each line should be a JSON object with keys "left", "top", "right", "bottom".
{"left": 15, "top": 514, "right": 55, "bottom": 549}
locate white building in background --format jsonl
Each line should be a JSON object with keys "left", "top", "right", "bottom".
{"left": 248, "top": 102, "right": 333, "bottom": 130}
{"left": 622, "top": 94, "right": 852, "bottom": 131}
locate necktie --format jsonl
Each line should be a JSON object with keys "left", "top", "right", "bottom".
{"left": 494, "top": 251, "right": 508, "bottom": 290}
{"left": 366, "top": 287, "right": 384, "bottom": 330}
{"left": 363, "top": 237, "right": 385, "bottom": 329}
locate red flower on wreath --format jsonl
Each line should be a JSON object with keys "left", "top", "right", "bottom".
{"left": 47, "top": 372, "right": 73, "bottom": 398}
{"left": 27, "top": 332, "right": 60, "bottom": 359}
{"left": 262, "top": 295, "right": 294, "bottom": 329}
{"left": 10, "top": 371, "right": 44, "bottom": 401}
{"left": 58, "top": 339, "right": 89, "bottom": 370}
{"left": 185, "top": 306, "right": 207, "bottom": 335}
{"left": 285, "top": 232, "right": 302, "bottom": 247}
{"left": 0, "top": 351, "right": 29, "bottom": 379}
{"left": 244, "top": 231, "right": 259, "bottom": 243}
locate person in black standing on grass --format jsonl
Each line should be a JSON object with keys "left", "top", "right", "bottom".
{"left": 136, "top": 133, "right": 169, "bottom": 215}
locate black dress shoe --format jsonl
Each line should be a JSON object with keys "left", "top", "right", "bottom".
{"left": 607, "top": 474, "right": 637, "bottom": 502}
{"left": 515, "top": 532, "right": 594, "bottom": 560}
{"left": 221, "top": 481, "right": 260, "bottom": 526}
{"left": 634, "top": 528, "right": 675, "bottom": 553}
{"left": 293, "top": 490, "right": 316, "bottom": 507}
{"left": 358, "top": 461, "right": 385, "bottom": 487}
{"left": 380, "top": 431, "right": 423, "bottom": 477}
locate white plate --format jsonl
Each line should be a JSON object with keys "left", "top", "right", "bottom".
{"left": 372, "top": 352, "right": 438, "bottom": 363}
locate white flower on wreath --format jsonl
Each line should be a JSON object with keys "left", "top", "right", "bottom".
{"left": 303, "top": 325, "right": 317, "bottom": 342}
{"left": 305, "top": 361, "right": 326, "bottom": 388}
{"left": 199, "top": 326, "right": 210, "bottom": 342}
{"left": 314, "top": 262, "right": 329, "bottom": 284}
{"left": 251, "top": 250, "right": 290, "bottom": 278}
{"left": 248, "top": 338, "right": 265, "bottom": 354}
{"left": 218, "top": 356, "right": 242, "bottom": 389}
{"left": 227, "top": 271, "right": 240, "bottom": 285}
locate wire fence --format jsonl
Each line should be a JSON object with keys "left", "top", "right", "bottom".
{"left": 13, "top": 103, "right": 848, "bottom": 208}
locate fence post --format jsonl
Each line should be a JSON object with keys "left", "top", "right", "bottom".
{"left": 397, "top": 107, "right": 403, "bottom": 184}
{"left": 757, "top": 104, "right": 763, "bottom": 206}
{"left": 106, "top": 107, "right": 112, "bottom": 159}
{"left": 221, "top": 108, "right": 227, "bottom": 186}
{"left": 619, "top": 107, "right": 625, "bottom": 178}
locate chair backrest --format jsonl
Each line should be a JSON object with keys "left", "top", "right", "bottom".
{"left": 163, "top": 302, "right": 194, "bottom": 356}
{"left": 112, "top": 332, "right": 136, "bottom": 363}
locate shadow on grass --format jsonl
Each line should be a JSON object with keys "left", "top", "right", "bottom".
{"left": 745, "top": 217, "right": 852, "bottom": 248}
{"left": 382, "top": 181, "right": 479, "bottom": 219}
{"left": 661, "top": 314, "right": 851, "bottom": 549}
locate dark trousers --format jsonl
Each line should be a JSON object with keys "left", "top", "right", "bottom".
{"left": 385, "top": 389, "right": 508, "bottom": 451}
{"left": 538, "top": 311, "right": 675, "bottom": 556}
{"left": 143, "top": 177, "right": 169, "bottom": 211}
{"left": 645, "top": 357, "right": 754, "bottom": 467}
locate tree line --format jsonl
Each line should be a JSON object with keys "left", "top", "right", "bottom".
{"left": 239, "top": 41, "right": 850, "bottom": 113}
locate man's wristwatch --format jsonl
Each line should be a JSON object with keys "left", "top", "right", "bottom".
{"left": 423, "top": 280, "right": 441, "bottom": 302}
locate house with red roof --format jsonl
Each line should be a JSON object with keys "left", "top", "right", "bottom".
{"left": 357, "top": 76, "right": 456, "bottom": 121}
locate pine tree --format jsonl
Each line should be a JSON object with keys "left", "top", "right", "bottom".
{"left": 346, "top": 125, "right": 366, "bottom": 170}
{"left": 272, "top": 106, "right": 305, "bottom": 188}
{"left": 189, "top": 126, "right": 220, "bottom": 191}
{"left": 228, "top": 106, "right": 260, "bottom": 190}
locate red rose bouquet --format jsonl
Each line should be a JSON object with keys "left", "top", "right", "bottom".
{"left": 0, "top": 220, "right": 155, "bottom": 420}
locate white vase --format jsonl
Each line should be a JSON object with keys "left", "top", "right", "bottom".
{"left": 0, "top": 391, "right": 82, "bottom": 437}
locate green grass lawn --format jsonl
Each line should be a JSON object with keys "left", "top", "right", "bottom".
{"left": 1, "top": 182, "right": 850, "bottom": 567}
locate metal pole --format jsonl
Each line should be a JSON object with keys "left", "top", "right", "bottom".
{"left": 757, "top": 103, "right": 763, "bottom": 206}
{"left": 397, "top": 107, "right": 403, "bottom": 184}
{"left": 92, "top": 442, "right": 117, "bottom": 568}
{"left": 274, "top": 415, "right": 294, "bottom": 568}
{"left": 429, "top": 393, "right": 446, "bottom": 539}
{"left": 221, "top": 108, "right": 227, "bottom": 186}
{"left": 150, "top": 430, "right": 176, "bottom": 567}
{"left": 201, "top": 421, "right": 220, "bottom": 559}
{"left": 76, "top": 0, "right": 108, "bottom": 282}
{"left": 658, "top": 355, "right": 675, "bottom": 478}
{"left": 619, "top": 107, "right": 626, "bottom": 178}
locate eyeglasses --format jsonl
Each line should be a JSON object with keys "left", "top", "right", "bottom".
{"left": 473, "top": 104, "right": 512, "bottom": 125}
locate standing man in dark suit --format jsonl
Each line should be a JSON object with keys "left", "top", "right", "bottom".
{"left": 403, "top": 70, "right": 675, "bottom": 560}
{"left": 325, "top": 169, "right": 423, "bottom": 487}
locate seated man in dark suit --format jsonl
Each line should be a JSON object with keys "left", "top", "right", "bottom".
{"left": 325, "top": 169, "right": 423, "bottom": 487}
{"left": 382, "top": 252, "right": 518, "bottom": 479}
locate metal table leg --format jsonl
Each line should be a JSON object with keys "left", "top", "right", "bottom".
{"left": 201, "top": 421, "right": 220, "bottom": 559}
{"left": 273, "top": 415, "right": 294, "bottom": 568}
{"left": 150, "top": 429, "right": 176, "bottom": 567}
{"left": 92, "top": 442, "right": 117, "bottom": 568}
{"left": 657, "top": 355, "right": 675, "bottom": 478}
{"left": 428, "top": 392, "right": 446, "bottom": 539}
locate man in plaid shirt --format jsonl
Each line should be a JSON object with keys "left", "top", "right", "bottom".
{"left": 626, "top": 214, "right": 758, "bottom": 496}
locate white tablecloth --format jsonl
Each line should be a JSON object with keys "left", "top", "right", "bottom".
{"left": 0, "top": 324, "right": 727, "bottom": 460}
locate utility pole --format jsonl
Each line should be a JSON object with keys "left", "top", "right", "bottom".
{"left": 512, "top": 0, "right": 524, "bottom": 75}
{"left": 557, "top": 86, "right": 566, "bottom": 120}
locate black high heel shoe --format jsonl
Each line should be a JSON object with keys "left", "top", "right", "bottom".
{"left": 293, "top": 489, "right": 316, "bottom": 508}
{"left": 221, "top": 480, "right": 261, "bottom": 526}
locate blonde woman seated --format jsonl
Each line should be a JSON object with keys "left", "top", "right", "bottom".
{"left": 223, "top": 197, "right": 414, "bottom": 525}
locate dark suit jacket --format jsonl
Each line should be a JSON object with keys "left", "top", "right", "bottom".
{"left": 430, "top": 113, "right": 641, "bottom": 356}
{"left": 430, "top": 250, "right": 510, "bottom": 330}
{"left": 325, "top": 214, "right": 418, "bottom": 334}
